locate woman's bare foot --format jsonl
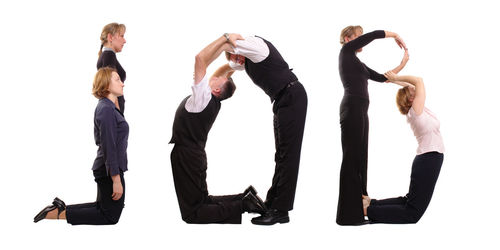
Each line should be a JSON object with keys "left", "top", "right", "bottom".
{"left": 362, "top": 195, "right": 371, "bottom": 203}
{"left": 45, "top": 208, "right": 66, "bottom": 220}
{"left": 362, "top": 195, "right": 371, "bottom": 216}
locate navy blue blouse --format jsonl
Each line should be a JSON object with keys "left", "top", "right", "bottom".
{"left": 92, "top": 98, "right": 129, "bottom": 176}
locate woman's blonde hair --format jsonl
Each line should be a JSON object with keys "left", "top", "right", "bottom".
{"left": 92, "top": 67, "right": 117, "bottom": 99}
{"left": 98, "top": 23, "right": 126, "bottom": 57}
{"left": 396, "top": 87, "right": 413, "bottom": 115}
{"left": 340, "top": 25, "right": 362, "bottom": 45}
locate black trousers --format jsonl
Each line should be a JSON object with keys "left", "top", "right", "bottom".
{"left": 65, "top": 170, "right": 125, "bottom": 225}
{"left": 265, "top": 82, "right": 308, "bottom": 212}
{"left": 337, "top": 95, "right": 370, "bottom": 225}
{"left": 171, "top": 145, "right": 244, "bottom": 224}
{"left": 367, "top": 152, "right": 444, "bottom": 224}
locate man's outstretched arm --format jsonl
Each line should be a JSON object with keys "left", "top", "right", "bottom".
{"left": 194, "top": 34, "right": 241, "bottom": 83}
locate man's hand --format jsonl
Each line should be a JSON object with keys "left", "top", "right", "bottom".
{"left": 228, "top": 33, "right": 244, "bottom": 47}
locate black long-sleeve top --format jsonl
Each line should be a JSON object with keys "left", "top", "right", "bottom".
{"left": 97, "top": 48, "right": 127, "bottom": 113}
{"left": 97, "top": 49, "right": 126, "bottom": 82}
{"left": 92, "top": 98, "right": 129, "bottom": 177}
{"left": 338, "top": 30, "right": 387, "bottom": 100}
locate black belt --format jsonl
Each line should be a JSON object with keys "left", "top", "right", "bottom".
{"left": 287, "top": 80, "right": 299, "bottom": 88}
{"left": 274, "top": 80, "right": 299, "bottom": 101}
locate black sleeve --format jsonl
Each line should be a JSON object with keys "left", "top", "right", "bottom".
{"left": 365, "top": 64, "right": 387, "bottom": 82}
{"left": 343, "top": 30, "right": 386, "bottom": 52}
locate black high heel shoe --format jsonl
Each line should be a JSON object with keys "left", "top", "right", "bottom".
{"left": 34, "top": 197, "right": 66, "bottom": 223}
{"left": 53, "top": 197, "right": 66, "bottom": 211}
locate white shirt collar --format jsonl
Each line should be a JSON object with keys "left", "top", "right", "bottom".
{"left": 102, "top": 47, "right": 115, "bottom": 52}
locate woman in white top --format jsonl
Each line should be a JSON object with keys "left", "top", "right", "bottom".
{"left": 363, "top": 72, "right": 444, "bottom": 223}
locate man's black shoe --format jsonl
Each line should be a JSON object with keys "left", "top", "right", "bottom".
{"left": 243, "top": 185, "right": 257, "bottom": 196}
{"left": 242, "top": 192, "right": 267, "bottom": 214}
{"left": 251, "top": 209, "right": 289, "bottom": 225}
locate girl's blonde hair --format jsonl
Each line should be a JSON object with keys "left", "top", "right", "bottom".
{"left": 98, "top": 23, "right": 126, "bottom": 57}
{"left": 340, "top": 25, "right": 362, "bottom": 45}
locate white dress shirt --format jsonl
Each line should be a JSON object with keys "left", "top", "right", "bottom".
{"left": 229, "top": 36, "right": 270, "bottom": 71}
{"left": 184, "top": 75, "right": 212, "bottom": 113}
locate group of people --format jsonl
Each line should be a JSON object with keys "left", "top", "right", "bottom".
{"left": 34, "top": 23, "right": 444, "bottom": 226}
{"left": 336, "top": 26, "right": 444, "bottom": 225}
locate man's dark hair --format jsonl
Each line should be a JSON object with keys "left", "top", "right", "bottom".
{"left": 218, "top": 77, "right": 236, "bottom": 101}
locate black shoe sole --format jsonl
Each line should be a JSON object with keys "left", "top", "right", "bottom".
{"left": 244, "top": 186, "right": 257, "bottom": 196}
{"left": 243, "top": 193, "right": 267, "bottom": 214}
{"left": 251, "top": 216, "right": 290, "bottom": 225}
{"left": 34, "top": 205, "right": 57, "bottom": 223}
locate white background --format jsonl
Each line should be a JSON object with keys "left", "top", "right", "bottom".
{"left": 1, "top": 0, "right": 498, "bottom": 249}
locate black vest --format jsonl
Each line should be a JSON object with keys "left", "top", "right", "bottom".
{"left": 244, "top": 37, "right": 297, "bottom": 101}
{"left": 170, "top": 95, "right": 221, "bottom": 150}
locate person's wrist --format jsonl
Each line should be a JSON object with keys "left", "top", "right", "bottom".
{"left": 223, "top": 33, "right": 230, "bottom": 43}
{"left": 111, "top": 175, "right": 121, "bottom": 183}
